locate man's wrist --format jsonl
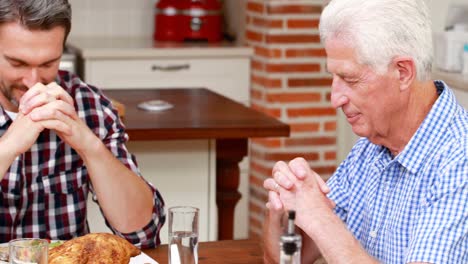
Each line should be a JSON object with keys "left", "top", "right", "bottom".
{"left": 76, "top": 133, "right": 105, "bottom": 158}
{"left": 297, "top": 206, "right": 335, "bottom": 238}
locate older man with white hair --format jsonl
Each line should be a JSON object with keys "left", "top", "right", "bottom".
{"left": 263, "top": 0, "right": 468, "bottom": 263}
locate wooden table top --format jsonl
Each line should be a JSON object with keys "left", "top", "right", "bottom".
{"left": 103, "top": 88, "right": 290, "bottom": 141}
{"left": 143, "top": 239, "right": 263, "bottom": 263}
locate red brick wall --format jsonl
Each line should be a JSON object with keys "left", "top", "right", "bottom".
{"left": 245, "top": 0, "right": 335, "bottom": 239}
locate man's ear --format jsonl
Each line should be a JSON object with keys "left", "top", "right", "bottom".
{"left": 394, "top": 57, "right": 416, "bottom": 92}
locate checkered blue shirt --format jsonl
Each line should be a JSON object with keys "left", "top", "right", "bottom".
{"left": 327, "top": 81, "right": 467, "bottom": 263}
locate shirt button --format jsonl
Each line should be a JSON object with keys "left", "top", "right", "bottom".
{"left": 369, "top": 230, "right": 378, "bottom": 238}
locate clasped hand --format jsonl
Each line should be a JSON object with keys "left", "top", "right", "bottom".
{"left": 4, "top": 82, "right": 93, "bottom": 156}
{"left": 263, "top": 157, "right": 335, "bottom": 230}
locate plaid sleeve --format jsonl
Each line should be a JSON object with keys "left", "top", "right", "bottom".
{"left": 112, "top": 184, "right": 166, "bottom": 249}
{"left": 405, "top": 157, "right": 468, "bottom": 263}
{"left": 75, "top": 83, "right": 166, "bottom": 248}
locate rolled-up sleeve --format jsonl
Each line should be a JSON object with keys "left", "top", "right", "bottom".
{"left": 85, "top": 88, "right": 166, "bottom": 248}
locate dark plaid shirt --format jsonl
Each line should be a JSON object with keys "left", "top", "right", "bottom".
{"left": 0, "top": 70, "right": 165, "bottom": 248}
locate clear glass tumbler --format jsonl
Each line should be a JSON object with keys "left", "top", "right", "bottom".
{"left": 8, "top": 238, "right": 48, "bottom": 264}
{"left": 168, "top": 206, "right": 199, "bottom": 264}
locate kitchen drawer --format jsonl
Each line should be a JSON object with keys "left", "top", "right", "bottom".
{"left": 84, "top": 57, "right": 250, "bottom": 104}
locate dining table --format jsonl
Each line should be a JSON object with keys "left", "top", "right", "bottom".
{"left": 104, "top": 88, "right": 290, "bottom": 240}
{"left": 143, "top": 239, "right": 263, "bottom": 263}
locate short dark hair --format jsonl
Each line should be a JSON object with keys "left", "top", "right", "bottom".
{"left": 0, "top": 0, "right": 71, "bottom": 42}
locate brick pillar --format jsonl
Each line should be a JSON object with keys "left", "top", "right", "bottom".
{"left": 245, "top": 0, "right": 336, "bottom": 239}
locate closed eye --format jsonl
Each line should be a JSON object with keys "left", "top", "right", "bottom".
{"left": 344, "top": 78, "right": 359, "bottom": 84}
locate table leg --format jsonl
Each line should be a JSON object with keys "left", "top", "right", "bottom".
{"left": 216, "top": 138, "right": 248, "bottom": 240}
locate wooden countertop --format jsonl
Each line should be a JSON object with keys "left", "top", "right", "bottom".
{"left": 103, "top": 88, "right": 290, "bottom": 141}
{"left": 143, "top": 239, "right": 263, "bottom": 264}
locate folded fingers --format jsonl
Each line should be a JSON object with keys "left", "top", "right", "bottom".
{"left": 288, "top": 158, "right": 330, "bottom": 193}
{"left": 266, "top": 190, "right": 283, "bottom": 211}
{"left": 46, "top": 82, "right": 74, "bottom": 106}
{"left": 272, "top": 161, "right": 301, "bottom": 190}
{"left": 19, "top": 82, "right": 74, "bottom": 114}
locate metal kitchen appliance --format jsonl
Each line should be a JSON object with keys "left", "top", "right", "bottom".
{"left": 154, "top": 0, "right": 222, "bottom": 42}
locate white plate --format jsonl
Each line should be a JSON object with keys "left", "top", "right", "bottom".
{"left": 130, "top": 252, "right": 159, "bottom": 264}
{"left": 137, "top": 100, "right": 173, "bottom": 111}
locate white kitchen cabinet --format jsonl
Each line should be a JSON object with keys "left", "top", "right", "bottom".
{"left": 84, "top": 57, "right": 250, "bottom": 105}
{"left": 71, "top": 37, "right": 252, "bottom": 105}
{"left": 69, "top": 37, "right": 253, "bottom": 241}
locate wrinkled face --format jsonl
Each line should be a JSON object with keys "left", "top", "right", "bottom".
{"left": 326, "top": 37, "right": 402, "bottom": 143}
{"left": 0, "top": 22, "right": 64, "bottom": 111}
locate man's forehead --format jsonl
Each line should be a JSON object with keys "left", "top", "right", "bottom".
{"left": 326, "top": 57, "right": 361, "bottom": 76}
{"left": 324, "top": 38, "right": 363, "bottom": 71}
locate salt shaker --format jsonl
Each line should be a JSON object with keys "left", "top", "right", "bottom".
{"left": 280, "top": 211, "right": 302, "bottom": 264}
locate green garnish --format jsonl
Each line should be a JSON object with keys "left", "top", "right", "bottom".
{"left": 49, "top": 241, "right": 64, "bottom": 249}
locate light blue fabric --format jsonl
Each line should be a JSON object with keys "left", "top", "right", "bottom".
{"left": 327, "top": 81, "right": 468, "bottom": 263}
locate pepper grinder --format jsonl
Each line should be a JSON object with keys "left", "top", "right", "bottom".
{"left": 280, "top": 210, "right": 302, "bottom": 264}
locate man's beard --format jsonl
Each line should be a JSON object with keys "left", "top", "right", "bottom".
{"left": 0, "top": 84, "right": 26, "bottom": 108}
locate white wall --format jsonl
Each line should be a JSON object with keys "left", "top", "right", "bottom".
{"left": 428, "top": 0, "right": 468, "bottom": 32}
{"left": 68, "top": 0, "right": 156, "bottom": 38}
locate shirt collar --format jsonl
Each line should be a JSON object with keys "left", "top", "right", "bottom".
{"left": 0, "top": 106, "right": 11, "bottom": 127}
{"left": 395, "top": 80, "right": 458, "bottom": 174}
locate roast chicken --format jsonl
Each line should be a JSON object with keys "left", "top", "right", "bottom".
{"left": 48, "top": 233, "right": 140, "bottom": 264}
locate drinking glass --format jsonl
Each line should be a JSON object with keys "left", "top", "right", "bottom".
{"left": 9, "top": 238, "right": 48, "bottom": 264}
{"left": 168, "top": 206, "right": 199, "bottom": 264}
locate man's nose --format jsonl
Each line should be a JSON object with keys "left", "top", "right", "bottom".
{"left": 22, "top": 68, "right": 40, "bottom": 88}
{"left": 330, "top": 76, "right": 349, "bottom": 109}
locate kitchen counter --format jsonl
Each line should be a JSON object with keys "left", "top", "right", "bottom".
{"left": 68, "top": 37, "right": 253, "bottom": 59}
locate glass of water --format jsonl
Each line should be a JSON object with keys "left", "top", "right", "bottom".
{"left": 168, "top": 206, "right": 199, "bottom": 264}
{"left": 8, "top": 238, "right": 48, "bottom": 264}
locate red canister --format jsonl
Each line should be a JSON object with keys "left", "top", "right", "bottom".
{"left": 179, "top": 0, "right": 222, "bottom": 42}
{"left": 154, "top": 0, "right": 222, "bottom": 42}
{"left": 154, "top": 0, "right": 182, "bottom": 41}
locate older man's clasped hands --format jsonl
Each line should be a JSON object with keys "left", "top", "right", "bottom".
{"left": 263, "top": 158, "right": 335, "bottom": 229}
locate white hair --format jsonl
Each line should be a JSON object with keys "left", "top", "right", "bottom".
{"left": 319, "top": 0, "right": 433, "bottom": 81}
